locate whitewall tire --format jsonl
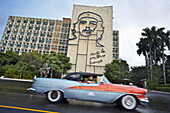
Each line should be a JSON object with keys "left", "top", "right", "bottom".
{"left": 119, "top": 95, "right": 137, "bottom": 111}
{"left": 46, "top": 90, "right": 63, "bottom": 103}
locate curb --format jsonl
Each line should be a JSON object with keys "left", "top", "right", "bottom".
{"left": 149, "top": 90, "right": 170, "bottom": 95}
{"left": 0, "top": 77, "right": 33, "bottom": 82}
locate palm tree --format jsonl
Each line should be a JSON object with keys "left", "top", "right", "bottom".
{"left": 136, "top": 38, "right": 149, "bottom": 67}
{"left": 141, "top": 27, "right": 154, "bottom": 78}
{"left": 157, "top": 29, "right": 170, "bottom": 84}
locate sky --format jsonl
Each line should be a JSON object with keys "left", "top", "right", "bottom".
{"left": 0, "top": 0, "right": 170, "bottom": 67}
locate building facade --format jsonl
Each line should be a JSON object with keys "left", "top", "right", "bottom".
{"left": 113, "top": 30, "right": 119, "bottom": 60}
{"left": 0, "top": 16, "right": 71, "bottom": 55}
{"left": 67, "top": 5, "right": 113, "bottom": 74}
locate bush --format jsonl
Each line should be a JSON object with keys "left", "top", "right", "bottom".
{"left": 4, "top": 68, "right": 20, "bottom": 78}
{"left": 156, "top": 87, "right": 170, "bottom": 92}
{"left": 147, "top": 79, "right": 158, "bottom": 90}
{"left": 158, "top": 84, "right": 170, "bottom": 87}
{"left": 21, "top": 70, "right": 35, "bottom": 79}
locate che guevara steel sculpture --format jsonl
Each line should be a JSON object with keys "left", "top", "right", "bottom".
{"left": 69, "top": 11, "right": 105, "bottom": 72}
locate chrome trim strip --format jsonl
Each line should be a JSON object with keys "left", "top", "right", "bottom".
{"left": 27, "top": 88, "right": 36, "bottom": 91}
{"left": 140, "top": 98, "right": 149, "bottom": 103}
{"left": 129, "top": 93, "right": 141, "bottom": 96}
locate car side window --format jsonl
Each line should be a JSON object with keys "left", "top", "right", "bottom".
{"left": 80, "top": 75, "right": 97, "bottom": 84}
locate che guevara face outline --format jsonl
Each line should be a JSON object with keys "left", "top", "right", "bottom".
{"left": 70, "top": 11, "right": 105, "bottom": 47}
{"left": 79, "top": 17, "right": 98, "bottom": 37}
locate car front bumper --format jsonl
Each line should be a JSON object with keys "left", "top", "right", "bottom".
{"left": 139, "top": 98, "right": 149, "bottom": 106}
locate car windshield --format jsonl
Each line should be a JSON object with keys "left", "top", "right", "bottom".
{"left": 97, "top": 75, "right": 110, "bottom": 84}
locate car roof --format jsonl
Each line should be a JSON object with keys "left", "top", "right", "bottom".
{"left": 62, "top": 72, "right": 103, "bottom": 80}
{"left": 67, "top": 72, "right": 103, "bottom": 76}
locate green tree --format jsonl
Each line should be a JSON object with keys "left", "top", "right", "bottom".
{"left": 136, "top": 38, "right": 149, "bottom": 67}
{"left": 137, "top": 26, "right": 169, "bottom": 81}
{"left": 0, "top": 50, "right": 20, "bottom": 77}
{"left": 17, "top": 52, "right": 43, "bottom": 78}
{"left": 157, "top": 29, "right": 170, "bottom": 84}
{"left": 42, "top": 52, "right": 72, "bottom": 78}
{"left": 104, "top": 59, "right": 130, "bottom": 84}
{"left": 130, "top": 66, "right": 149, "bottom": 87}
{"left": 165, "top": 55, "right": 170, "bottom": 83}
{"left": 3, "top": 65, "right": 20, "bottom": 78}
{"left": 0, "top": 50, "right": 20, "bottom": 66}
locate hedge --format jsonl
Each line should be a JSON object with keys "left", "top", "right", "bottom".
{"left": 158, "top": 84, "right": 170, "bottom": 87}
{"left": 156, "top": 87, "right": 170, "bottom": 92}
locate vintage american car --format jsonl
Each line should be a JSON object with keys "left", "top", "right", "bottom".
{"left": 29, "top": 72, "right": 149, "bottom": 110}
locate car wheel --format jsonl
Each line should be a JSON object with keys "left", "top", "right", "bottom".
{"left": 119, "top": 95, "right": 137, "bottom": 111}
{"left": 46, "top": 90, "right": 63, "bottom": 103}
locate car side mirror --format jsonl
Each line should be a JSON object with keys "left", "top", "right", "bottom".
{"left": 100, "top": 80, "right": 104, "bottom": 84}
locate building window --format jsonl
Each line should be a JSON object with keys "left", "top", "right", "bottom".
{"left": 15, "top": 25, "right": 19, "bottom": 28}
{"left": 61, "top": 34, "right": 67, "bottom": 39}
{"left": 31, "top": 45, "right": 35, "bottom": 49}
{"left": 9, "top": 43, "right": 14, "bottom": 47}
{"left": 45, "top": 46, "right": 50, "bottom": 50}
{"left": 113, "top": 48, "right": 118, "bottom": 53}
{"left": 24, "top": 20, "right": 28, "bottom": 23}
{"left": 17, "top": 20, "right": 21, "bottom": 23}
{"left": 24, "top": 45, "right": 28, "bottom": 48}
{"left": 50, "top": 22, "right": 54, "bottom": 26}
{"left": 2, "top": 43, "right": 6, "bottom": 46}
{"left": 39, "top": 39, "right": 44, "bottom": 43}
{"left": 30, "top": 21, "right": 34, "bottom": 24}
{"left": 46, "top": 40, "right": 51, "bottom": 44}
{"left": 9, "top": 25, "right": 12, "bottom": 28}
{"left": 63, "top": 24, "right": 70, "bottom": 27}
{"left": 32, "top": 39, "right": 37, "bottom": 43}
{"left": 22, "top": 26, "right": 26, "bottom": 29}
{"left": 38, "top": 45, "right": 43, "bottom": 49}
{"left": 12, "top": 37, "right": 16, "bottom": 40}
{"left": 43, "top": 22, "right": 48, "bottom": 25}
{"left": 5, "top": 37, "right": 9, "bottom": 40}
{"left": 18, "top": 38, "right": 23, "bottom": 41}
{"left": 25, "top": 38, "right": 30, "bottom": 42}
{"left": 34, "top": 32, "right": 38, "bottom": 36}
{"left": 20, "top": 31, "right": 25, "bottom": 35}
{"left": 37, "top": 21, "right": 41, "bottom": 24}
{"left": 113, "top": 38, "right": 118, "bottom": 41}
{"left": 48, "top": 27, "right": 53, "bottom": 31}
{"left": 17, "top": 44, "right": 21, "bottom": 47}
{"left": 113, "top": 42, "right": 118, "bottom": 47}
{"left": 42, "top": 27, "right": 47, "bottom": 31}
{"left": 35, "top": 26, "right": 40, "bottom": 30}
{"left": 27, "top": 32, "right": 32, "bottom": 36}
{"left": 40, "top": 32, "right": 45, "bottom": 37}
{"left": 29, "top": 26, "right": 33, "bottom": 30}
{"left": 47, "top": 33, "right": 52, "bottom": 37}
{"left": 113, "top": 54, "right": 118, "bottom": 59}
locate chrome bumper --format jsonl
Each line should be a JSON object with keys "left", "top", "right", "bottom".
{"left": 27, "top": 88, "right": 36, "bottom": 92}
{"left": 139, "top": 98, "right": 149, "bottom": 106}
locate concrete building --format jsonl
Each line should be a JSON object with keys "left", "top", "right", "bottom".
{"left": 67, "top": 5, "right": 113, "bottom": 74}
{"left": 0, "top": 16, "right": 71, "bottom": 55}
{"left": 0, "top": 5, "right": 119, "bottom": 74}
{"left": 113, "top": 30, "right": 119, "bottom": 60}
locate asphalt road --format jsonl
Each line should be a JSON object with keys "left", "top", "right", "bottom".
{"left": 0, "top": 80, "right": 170, "bottom": 113}
{"left": 0, "top": 91, "right": 170, "bottom": 113}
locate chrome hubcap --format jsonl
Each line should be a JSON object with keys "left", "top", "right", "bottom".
{"left": 125, "top": 97, "right": 133, "bottom": 106}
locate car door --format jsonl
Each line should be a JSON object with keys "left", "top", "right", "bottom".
{"left": 78, "top": 83, "right": 108, "bottom": 103}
